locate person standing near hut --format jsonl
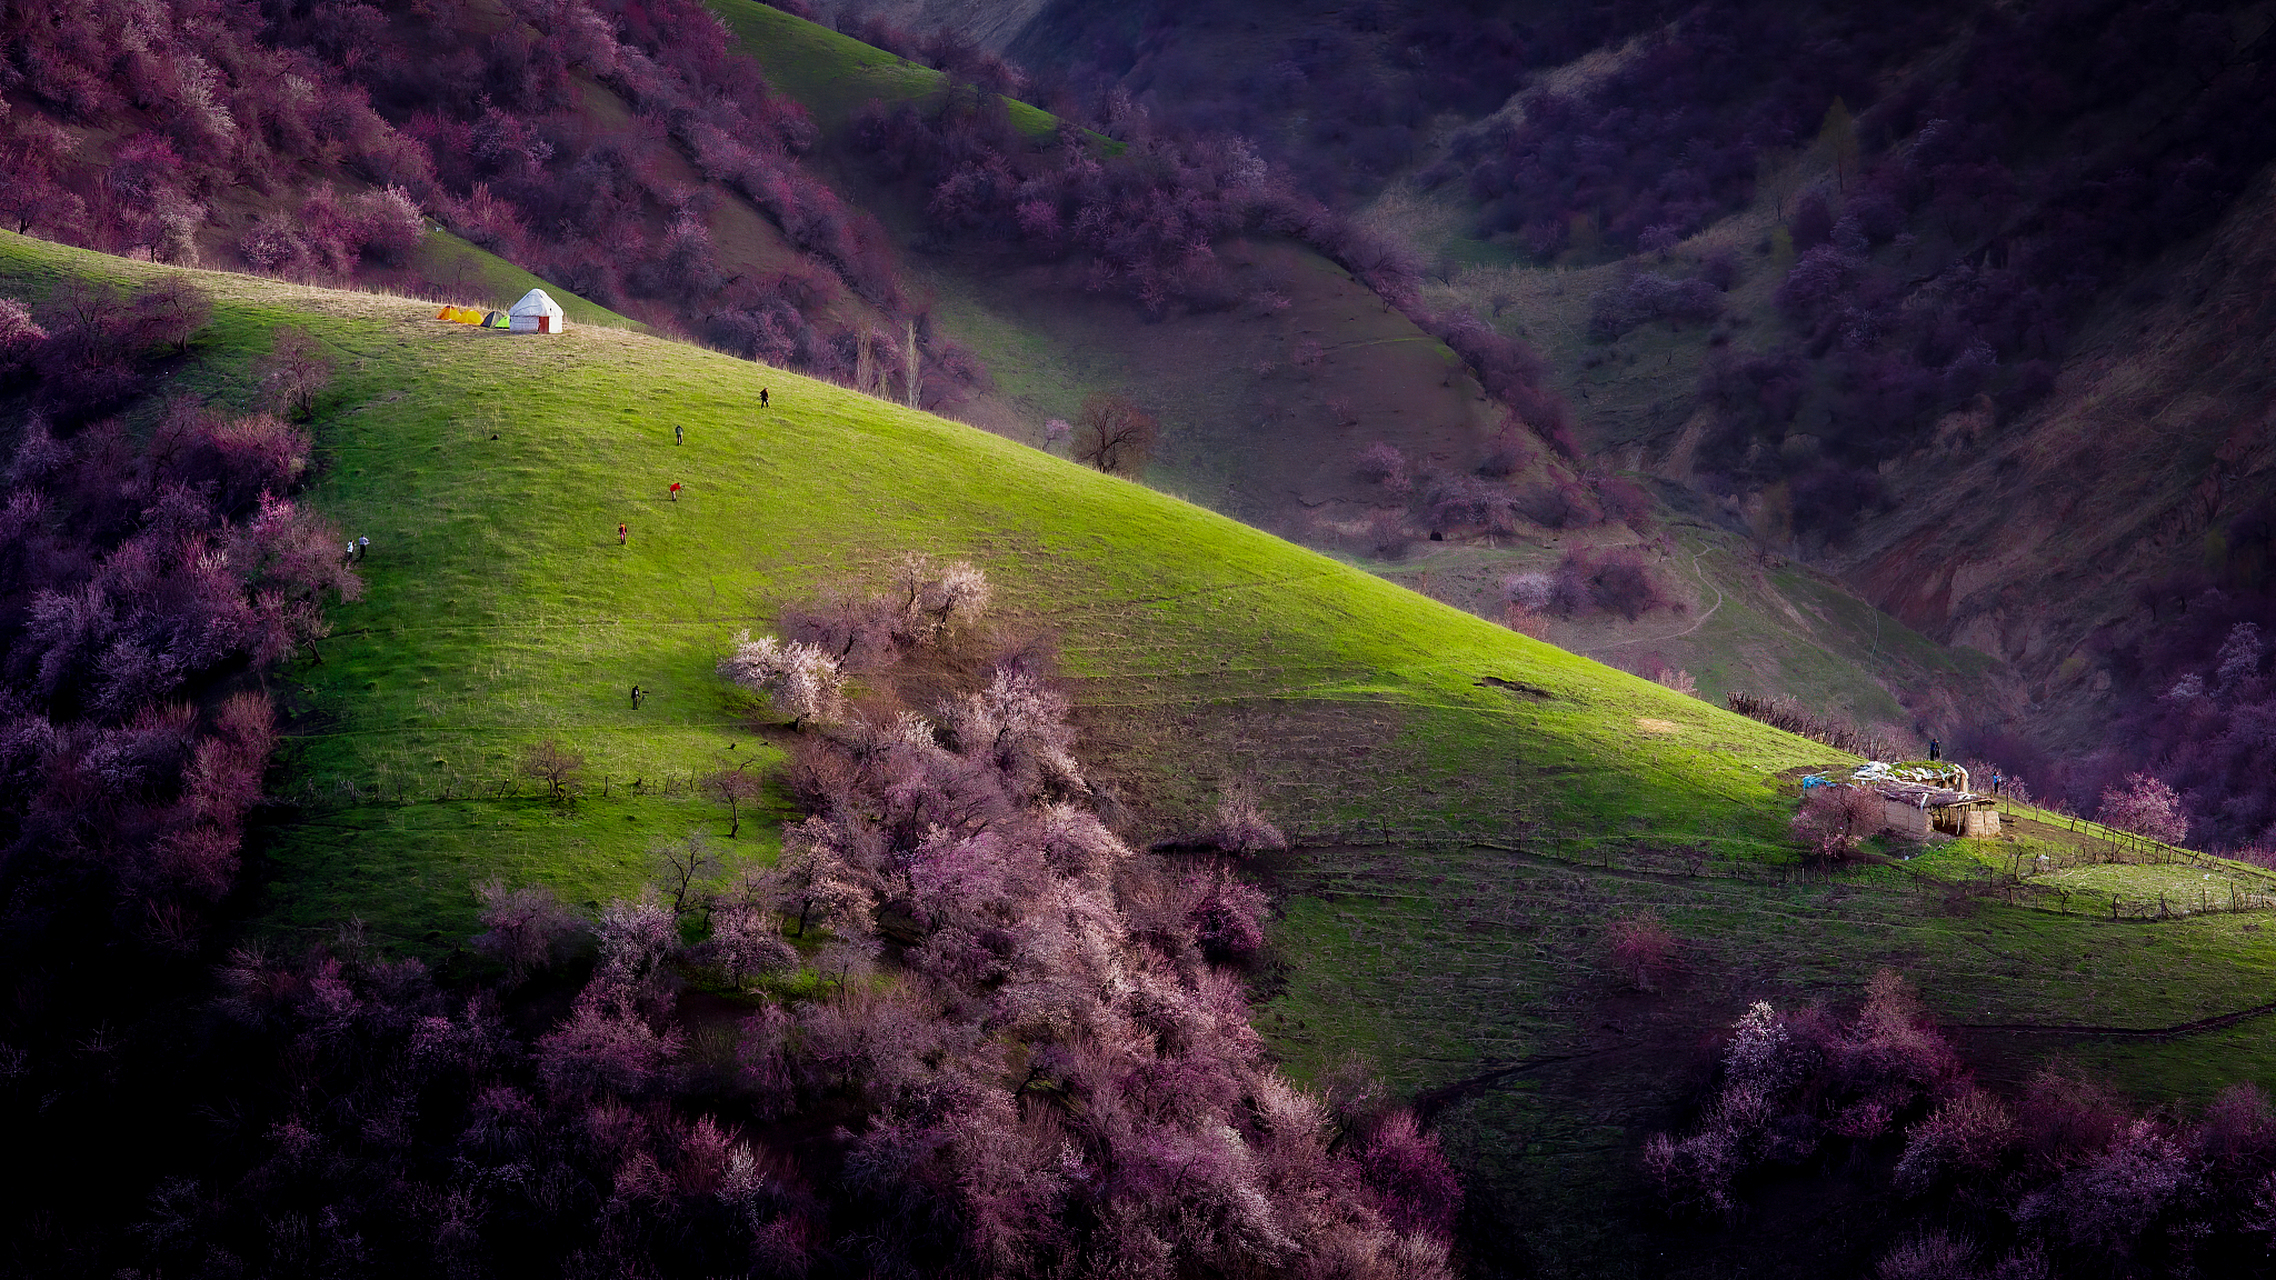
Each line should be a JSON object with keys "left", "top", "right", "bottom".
{"left": 1928, "top": 735, "right": 1942, "bottom": 762}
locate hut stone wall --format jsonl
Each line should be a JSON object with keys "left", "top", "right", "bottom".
{"left": 1882, "top": 798, "right": 1931, "bottom": 835}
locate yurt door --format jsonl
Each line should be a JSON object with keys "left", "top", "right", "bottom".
{"left": 538, "top": 316, "right": 551, "bottom": 333}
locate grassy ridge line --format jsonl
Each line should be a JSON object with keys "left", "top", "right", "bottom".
{"left": 709, "top": 0, "right": 1063, "bottom": 139}
{"left": 17, "top": 236, "right": 2276, "bottom": 1274}
{"left": 0, "top": 231, "right": 1831, "bottom": 947}
{"left": 408, "top": 228, "right": 646, "bottom": 330}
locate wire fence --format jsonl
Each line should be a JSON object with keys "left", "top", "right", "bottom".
{"left": 286, "top": 769, "right": 722, "bottom": 807}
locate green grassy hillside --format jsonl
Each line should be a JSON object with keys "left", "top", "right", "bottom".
{"left": 10, "top": 232, "right": 2276, "bottom": 1277}
{"left": 710, "top": 0, "right": 1064, "bottom": 139}
{"left": 714, "top": 2, "right": 2017, "bottom": 747}
{"left": 408, "top": 228, "right": 647, "bottom": 330}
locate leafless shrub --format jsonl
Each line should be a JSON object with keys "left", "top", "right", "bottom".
{"left": 253, "top": 326, "right": 333, "bottom": 421}
{"left": 702, "top": 765, "right": 764, "bottom": 837}
{"left": 1202, "top": 787, "right": 1287, "bottom": 855}
{"left": 1874, "top": 1232, "right": 1978, "bottom": 1280}
{"left": 471, "top": 878, "right": 587, "bottom": 981}
{"left": 521, "top": 739, "right": 586, "bottom": 803}
{"left": 1606, "top": 911, "right": 1677, "bottom": 990}
{"left": 1792, "top": 785, "right": 1884, "bottom": 862}
{"left": 1727, "top": 691, "right": 1906, "bottom": 759}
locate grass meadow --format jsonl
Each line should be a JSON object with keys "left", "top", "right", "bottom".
{"left": 12, "top": 228, "right": 2276, "bottom": 1277}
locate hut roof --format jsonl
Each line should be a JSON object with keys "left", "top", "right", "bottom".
{"left": 1864, "top": 779, "right": 1990, "bottom": 810}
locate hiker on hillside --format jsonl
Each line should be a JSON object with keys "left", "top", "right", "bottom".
{"left": 1928, "top": 736, "right": 1942, "bottom": 761}
{"left": 1992, "top": 770, "right": 2004, "bottom": 797}
{"left": 759, "top": 387, "right": 769, "bottom": 409}
{"left": 631, "top": 685, "right": 643, "bottom": 708}
{"left": 358, "top": 536, "right": 369, "bottom": 560}
{"left": 670, "top": 482, "right": 681, "bottom": 501}
{"left": 675, "top": 424, "right": 683, "bottom": 444}
{"left": 618, "top": 522, "right": 628, "bottom": 545}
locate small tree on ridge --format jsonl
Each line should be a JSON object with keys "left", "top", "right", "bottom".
{"left": 1072, "top": 392, "right": 1159, "bottom": 477}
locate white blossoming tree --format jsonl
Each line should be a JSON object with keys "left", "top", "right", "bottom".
{"left": 717, "top": 631, "right": 846, "bottom": 729}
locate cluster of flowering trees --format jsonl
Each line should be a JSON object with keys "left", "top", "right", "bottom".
{"left": 1498, "top": 548, "right": 1674, "bottom": 626}
{"left": 1699, "top": 0, "right": 2271, "bottom": 537}
{"left": 2088, "top": 584, "right": 2276, "bottom": 851}
{"left": 0, "top": 0, "right": 987, "bottom": 397}
{"left": 1350, "top": 434, "right": 1650, "bottom": 552}
{"left": 6, "top": 562, "right": 1459, "bottom": 1276}
{"left": 1654, "top": 976, "right": 2276, "bottom": 1277}
{"left": 1437, "top": 1, "right": 1967, "bottom": 256}
{"left": 0, "top": 285, "right": 357, "bottom": 955}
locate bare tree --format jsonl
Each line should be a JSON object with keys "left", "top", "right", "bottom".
{"left": 132, "top": 276, "right": 211, "bottom": 355}
{"left": 1606, "top": 912, "right": 1677, "bottom": 991}
{"left": 254, "top": 326, "right": 333, "bottom": 421}
{"left": 650, "top": 833, "right": 722, "bottom": 920}
{"left": 522, "top": 738, "right": 586, "bottom": 803}
{"left": 1072, "top": 392, "right": 1159, "bottom": 477}
{"left": 703, "top": 764, "right": 764, "bottom": 837}
{"left": 471, "top": 878, "right": 587, "bottom": 981}
{"left": 1202, "top": 786, "right": 1287, "bottom": 854}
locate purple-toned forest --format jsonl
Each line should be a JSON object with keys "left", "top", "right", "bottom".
{"left": 1650, "top": 974, "right": 2276, "bottom": 1276}
{"left": 0, "top": 282, "right": 355, "bottom": 956}
{"left": 8, "top": 2, "right": 2276, "bottom": 1275}
{"left": 0, "top": 0, "right": 1000, "bottom": 402}
{"left": 3, "top": 552, "right": 1461, "bottom": 1278}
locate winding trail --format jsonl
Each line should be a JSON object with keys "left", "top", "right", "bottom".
{"left": 1412, "top": 1050, "right": 1620, "bottom": 1123}
{"left": 1953, "top": 998, "right": 2276, "bottom": 1041}
{"left": 1575, "top": 545, "right": 1725, "bottom": 656}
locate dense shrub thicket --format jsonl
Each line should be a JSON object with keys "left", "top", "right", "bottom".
{"left": 1725, "top": 690, "right": 1908, "bottom": 760}
{"left": 2063, "top": 565, "right": 2276, "bottom": 851}
{"left": 931, "top": 0, "right": 1695, "bottom": 204}
{"left": 0, "top": 285, "right": 356, "bottom": 955}
{"left": 1399, "top": 0, "right": 2276, "bottom": 542}
{"left": 1717, "top": 0, "right": 2271, "bottom": 526}
{"left": 1, "top": 563, "right": 1461, "bottom": 1279}
{"left": 1435, "top": 0, "right": 1970, "bottom": 256}
{"left": 0, "top": 0, "right": 989, "bottom": 401}
{"left": 845, "top": 60, "right": 1577, "bottom": 453}
{"left": 1657, "top": 977, "right": 2276, "bottom": 1278}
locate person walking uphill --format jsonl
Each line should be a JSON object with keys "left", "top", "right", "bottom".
{"left": 759, "top": 387, "right": 769, "bottom": 409}
{"left": 618, "top": 522, "right": 628, "bottom": 546}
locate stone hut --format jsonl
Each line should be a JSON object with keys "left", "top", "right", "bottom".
{"left": 1867, "top": 779, "right": 2001, "bottom": 837}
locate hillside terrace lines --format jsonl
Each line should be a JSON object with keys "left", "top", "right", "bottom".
{"left": 1268, "top": 853, "right": 2276, "bottom": 1077}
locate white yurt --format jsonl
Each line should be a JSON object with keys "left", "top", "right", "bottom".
{"left": 508, "top": 288, "right": 567, "bottom": 334}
